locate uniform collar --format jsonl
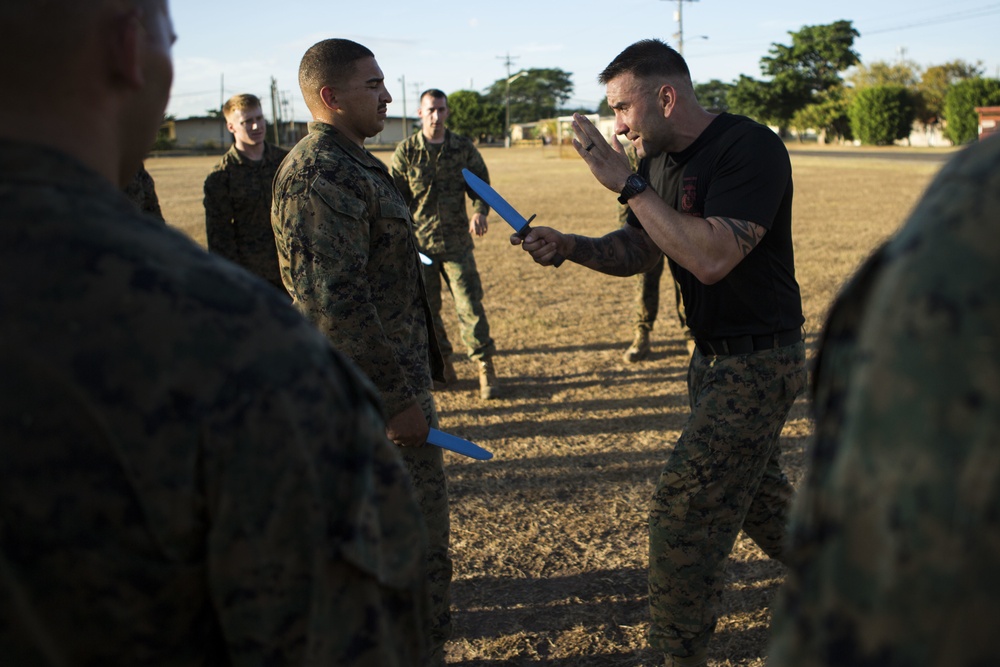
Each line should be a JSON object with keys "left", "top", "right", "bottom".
{"left": 309, "top": 121, "right": 386, "bottom": 170}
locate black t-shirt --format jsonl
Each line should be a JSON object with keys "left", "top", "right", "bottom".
{"left": 626, "top": 113, "right": 804, "bottom": 339}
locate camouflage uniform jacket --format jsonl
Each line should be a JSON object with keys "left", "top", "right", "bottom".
{"left": 123, "top": 163, "right": 164, "bottom": 221}
{"left": 0, "top": 139, "right": 429, "bottom": 666}
{"left": 204, "top": 141, "right": 288, "bottom": 290}
{"left": 272, "top": 121, "right": 443, "bottom": 418}
{"left": 391, "top": 129, "right": 490, "bottom": 257}
{"left": 768, "top": 136, "right": 1000, "bottom": 666}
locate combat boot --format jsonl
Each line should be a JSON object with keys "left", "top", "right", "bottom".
{"left": 478, "top": 357, "right": 500, "bottom": 400}
{"left": 664, "top": 650, "right": 707, "bottom": 667}
{"left": 623, "top": 329, "right": 651, "bottom": 363}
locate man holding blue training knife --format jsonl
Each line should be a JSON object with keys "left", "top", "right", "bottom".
{"left": 511, "top": 39, "right": 805, "bottom": 667}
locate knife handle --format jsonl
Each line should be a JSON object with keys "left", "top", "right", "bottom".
{"left": 520, "top": 222, "right": 565, "bottom": 268}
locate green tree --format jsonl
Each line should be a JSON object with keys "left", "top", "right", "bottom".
{"left": 849, "top": 85, "right": 915, "bottom": 145}
{"left": 727, "top": 75, "right": 779, "bottom": 126}
{"left": 447, "top": 90, "right": 503, "bottom": 142}
{"left": 847, "top": 59, "right": 921, "bottom": 89}
{"left": 943, "top": 77, "right": 1000, "bottom": 144}
{"left": 484, "top": 68, "right": 574, "bottom": 123}
{"left": 791, "top": 86, "right": 853, "bottom": 143}
{"left": 694, "top": 79, "right": 734, "bottom": 112}
{"left": 758, "top": 20, "right": 861, "bottom": 127}
{"left": 918, "top": 60, "right": 984, "bottom": 125}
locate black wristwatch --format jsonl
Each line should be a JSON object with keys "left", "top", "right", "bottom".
{"left": 617, "top": 173, "right": 649, "bottom": 204}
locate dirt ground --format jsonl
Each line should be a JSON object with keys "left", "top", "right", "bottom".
{"left": 147, "top": 143, "right": 945, "bottom": 666}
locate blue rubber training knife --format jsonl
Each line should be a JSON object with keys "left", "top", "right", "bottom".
{"left": 462, "top": 168, "right": 565, "bottom": 267}
{"left": 426, "top": 427, "right": 493, "bottom": 460}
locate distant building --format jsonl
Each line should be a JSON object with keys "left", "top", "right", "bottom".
{"left": 976, "top": 106, "right": 1000, "bottom": 141}
{"left": 159, "top": 115, "right": 404, "bottom": 151}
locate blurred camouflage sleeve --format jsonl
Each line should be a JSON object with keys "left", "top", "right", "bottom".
{"left": 390, "top": 145, "right": 413, "bottom": 206}
{"left": 768, "top": 137, "right": 1000, "bottom": 667}
{"left": 123, "top": 165, "right": 164, "bottom": 221}
{"left": 204, "top": 167, "right": 237, "bottom": 261}
{"left": 206, "top": 349, "right": 429, "bottom": 666}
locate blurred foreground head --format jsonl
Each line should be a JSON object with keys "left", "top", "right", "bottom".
{"left": 0, "top": 0, "right": 175, "bottom": 187}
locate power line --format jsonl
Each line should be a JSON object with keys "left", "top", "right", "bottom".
{"left": 497, "top": 52, "right": 519, "bottom": 80}
{"left": 862, "top": 3, "right": 1000, "bottom": 35}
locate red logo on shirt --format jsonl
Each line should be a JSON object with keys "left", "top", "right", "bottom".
{"left": 681, "top": 177, "right": 698, "bottom": 215}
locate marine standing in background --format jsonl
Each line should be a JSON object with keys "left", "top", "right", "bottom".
{"left": 768, "top": 136, "right": 1000, "bottom": 667}
{"left": 124, "top": 162, "right": 164, "bottom": 221}
{"left": 272, "top": 38, "right": 452, "bottom": 666}
{"left": 204, "top": 93, "right": 288, "bottom": 293}
{"left": 617, "top": 143, "right": 693, "bottom": 362}
{"left": 1, "top": 2, "right": 429, "bottom": 665}
{"left": 391, "top": 89, "right": 501, "bottom": 400}
{"left": 513, "top": 39, "right": 805, "bottom": 667}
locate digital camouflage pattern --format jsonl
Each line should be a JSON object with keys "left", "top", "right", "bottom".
{"left": 648, "top": 341, "right": 806, "bottom": 659}
{"left": 768, "top": 136, "right": 1000, "bottom": 667}
{"left": 272, "top": 121, "right": 442, "bottom": 418}
{"left": 391, "top": 129, "right": 496, "bottom": 362}
{"left": 123, "top": 162, "right": 164, "bottom": 221}
{"left": 391, "top": 129, "right": 490, "bottom": 257}
{"left": 204, "top": 141, "right": 289, "bottom": 292}
{"left": 0, "top": 139, "right": 430, "bottom": 666}
{"left": 420, "top": 252, "right": 495, "bottom": 361}
{"left": 399, "top": 390, "right": 452, "bottom": 666}
{"left": 272, "top": 122, "right": 451, "bottom": 664}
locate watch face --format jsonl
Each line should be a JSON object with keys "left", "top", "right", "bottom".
{"left": 619, "top": 174, "right": 647, "bottom": 204}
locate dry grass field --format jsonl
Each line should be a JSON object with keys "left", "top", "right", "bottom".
{"left": 147, "top": 143, "right": 948, "bottom": 667}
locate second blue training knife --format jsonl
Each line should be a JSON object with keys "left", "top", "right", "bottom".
{"left": 462, "top": 168, "right": 565, "bottom": 267}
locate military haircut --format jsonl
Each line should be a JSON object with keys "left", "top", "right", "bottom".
{"left": 0, "top": 1, "right": 92, "bottom": 81}
{"left": 598, "top": 38, "right": 692, "bottom": 87}
{"left": 1, "top": 0, "right": 159, "bottom": 90}
{"left": 298, "top": 38, "right": 375, "bottom": 112}
{"left": 420, "top": 88, "right": 447, "bottom": 104}
{"left": 222, "top": 93, "right": 263, "bottom": 119}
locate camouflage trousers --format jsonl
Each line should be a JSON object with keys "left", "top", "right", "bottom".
{"left": 398, "top": 391, "right": 452, "bottom": 667}
{"left": 647, "top": 341, "right": 806, "bottom": 658}
{"left": 422, "top": 249, "right": 496, "bottom": 362}
{"left": 633, "top": 255, "right": 690, "bottom": 338}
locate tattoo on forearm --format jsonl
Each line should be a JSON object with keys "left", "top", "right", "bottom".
{"left": 718, "top": 217, "right": 763, "bottom": 257}
{"left": 568, "top": 232, "right": 651, "bottom": 276}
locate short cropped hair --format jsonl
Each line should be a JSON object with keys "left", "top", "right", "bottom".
{"left": 222, "top": 93, "right": 262, "bottom": 119}
{"left": 598, "top": 39, "right": 692, "bottom": 86}
{"left": 420, "top": 89, "right": 447, "bottom": 104}
{"left": 298, "top": 38, "right": 374, "bottom": 111}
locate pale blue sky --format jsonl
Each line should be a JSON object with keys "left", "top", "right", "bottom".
{"left": 166, "top": 0, "right": 1000, "bottom": 121}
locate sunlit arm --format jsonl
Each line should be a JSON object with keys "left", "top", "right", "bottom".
{"left": 566, "top": 224, "right": 663, "bottom": 277}
{"left": 626, "top": 188, "right": 765, "bottom": 285}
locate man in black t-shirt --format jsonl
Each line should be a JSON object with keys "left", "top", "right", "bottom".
{"left": 512, "top": 39, "right": 805, "bottom": 667}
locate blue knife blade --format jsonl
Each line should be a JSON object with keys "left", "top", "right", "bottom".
{"left": 426, "top": 427, "right": 493, "bottom": 460}
{"left": 462, "top": 168, "right": 564, "bottom": 267}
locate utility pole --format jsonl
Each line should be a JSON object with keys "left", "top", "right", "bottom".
{"left": 410, "top": 80, "right": 423, "bottom": 135}
{"left": 398, "top": 75, "right": 407, "bottom": 143}
{"left": 219, "top": 73, "right": 225, "bottom": 146}
{"left": 498, "top": 52, "right": 520, "bottom": 147}
{"left": 662, "top": 0, "right": 699, "bottom": 55}
{"left": 269, "top": 77, "right": 281, "bottom": 145}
